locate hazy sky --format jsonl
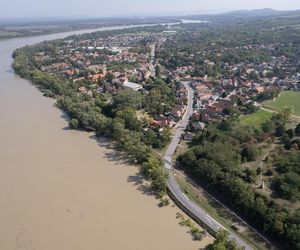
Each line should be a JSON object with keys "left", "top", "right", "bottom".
{"left": 1, "top": 0, "right": 300, "bottom": 18}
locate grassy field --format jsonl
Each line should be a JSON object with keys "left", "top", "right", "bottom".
{"left": 240, "top": 109, "right": 273, "bottom": 127}
{"left": 263, "top": 91, "right": 300, "bottom": 116}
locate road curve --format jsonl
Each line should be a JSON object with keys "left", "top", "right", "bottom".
{"left": 164, "top": 82, "right": 252, "bottom": 250}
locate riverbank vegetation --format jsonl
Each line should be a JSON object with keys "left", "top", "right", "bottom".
{"left": 12, "top": 37, "right": 171, "bottom": 198}
{"left": 176, "top": 212, "right": 206, "bottom": 241}
{"left": 205, "top": 230, "right": 244, "bottom": 250}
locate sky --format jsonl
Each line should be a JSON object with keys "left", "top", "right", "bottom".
{"left": 1, "top": 0, "right": 300, "bottom": 19}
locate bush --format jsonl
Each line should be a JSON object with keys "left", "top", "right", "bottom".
{"left": 159, "top": 197, "right": 170, "bottom": 207}
{"left": 191, "top": 227, "right": 204, "bottom": 241}
{"left": 69, "top": 118, "right": 79, "bottom": 129}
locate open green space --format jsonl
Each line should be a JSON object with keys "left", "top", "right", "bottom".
{"left": 240, "top": 109, "right": 273, "bottom": 127}
{"left": 263, "top": 91, "right": 300, "bottom": 116}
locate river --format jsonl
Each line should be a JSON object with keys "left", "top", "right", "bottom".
{"left": 0, "top": 26, "right": 213, "bottom": 250}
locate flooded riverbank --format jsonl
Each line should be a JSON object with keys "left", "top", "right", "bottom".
{"left": 0, "top": 27, "right": 213, "bottom": 250}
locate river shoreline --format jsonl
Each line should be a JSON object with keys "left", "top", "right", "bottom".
{"left": 0, "top": 25, "right": 213, "bottom": 250}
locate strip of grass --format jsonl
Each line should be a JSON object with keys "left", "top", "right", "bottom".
{"left": 240, "top": 109, "right": 273, "bottom": 127}
{"left": 263, "top": 91, "right": 300, "bottom": 116}
{"left": 175, "top": 172, "right": 270, "bottom": 250}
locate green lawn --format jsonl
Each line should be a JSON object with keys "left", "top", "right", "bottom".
{"left": 263, "top": 91, "right": 300, "bottom": 116}
{"left": 240, "top": 109, "right": 273, "bottom": 127}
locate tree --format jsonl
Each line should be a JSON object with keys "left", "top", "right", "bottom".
{"left": 110, "top": 119, "right": 125, "bottom": 140}
{"left": 241, "top": 144, "right": 260, "bottom": 162}
{"left": 69, "top": 118, "right": 79, "bottom": 129}
{"left": 261, "top": 120, "right": 275, "bottom": 133}
{"left": 112, "top": 89, "right": 143, "bottom": 111}
{"left": 105, "top": 72, "right": 115, "bottom": 83}
{"left": 244, "top": 168, "right": 257, "bottom": 183}
{"left": 221, "top": 92, "right": 228, "bottom": 98}
{"left": 276, "top": 125, "right": 286, "bottom": 137}
{"left": 295, "top": 123, "right": 300, "bottom": 136}
{"left": 281, "top": 134, "right": 292, "bottom": 150}
{"left": 141, "top": 154, "right": 167, "bottom": 197}
{"left": 116, "top": 108, "right": 142, "bottom": 131}
{"left": 231, "top": 125, "right": 255, "bottom": 144}
{"left": 141, "top": 155, "right": 161, "bottom": 179}
{"left": 155, "top": 65, "right": 161, "bottom": 77}
{"left": 255, "top": 88, "right": 280, "bottom": 102}
{"left": 151, "top": 173, "right": 167, "bottom": 197}
{"left": 279, "top": 107, "right": 293, "bottom": 124}
{"left": 144, "top": 89, "right": 164, "bottom": 116}
{"left": 287, "top": 129, "right": 295, "bottom": 139}
{"left": 144, "top": 78, "right": 175, "bottom": 116}
{"left": 205, "top": 230, "right": 244, "bottom": 250}
{"left": 253, "top": 197, "right": 268, "bottom": 218}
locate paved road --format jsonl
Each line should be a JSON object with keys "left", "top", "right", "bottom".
{"left": 150, "top": 44, "right": 156, "bottom": 77}
{"left": 163, "top": 82, "right": 252, "bottom": 250}
{"left": 164, "top": 81, "right": 194, "bottom": 170}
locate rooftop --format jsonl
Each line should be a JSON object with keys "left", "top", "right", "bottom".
{"left": 123, "top": 81, "right": 143, "bottom": 91}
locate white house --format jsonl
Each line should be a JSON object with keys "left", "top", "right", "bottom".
{"left": 123, "top": 81, "right": 143, "bottom": 91}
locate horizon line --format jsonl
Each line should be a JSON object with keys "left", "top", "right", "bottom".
{"left": 2, "top": 7, "right": 300, "bottom": 21}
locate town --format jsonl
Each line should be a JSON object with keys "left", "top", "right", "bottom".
{"left": 29, "top": 24, "right": 300, "bottom": 139}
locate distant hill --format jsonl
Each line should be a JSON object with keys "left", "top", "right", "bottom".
{"left": 2, "top": 8, "right": 300, "bottom": 29}
{"left": 177, "top": 8, "right": 300, "bottom": 23}
{"left": 225, "top": 8, "right": 279, "bottom": 17}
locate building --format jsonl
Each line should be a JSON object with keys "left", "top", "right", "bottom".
{"left": 191, "top": 121, "right": 206, "bottom": 131}
{"left": 183, "top": 132, "right": 194, "bottom": 141}
{"left": 123, "top": 81, "right": 143, "bottom": 91}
